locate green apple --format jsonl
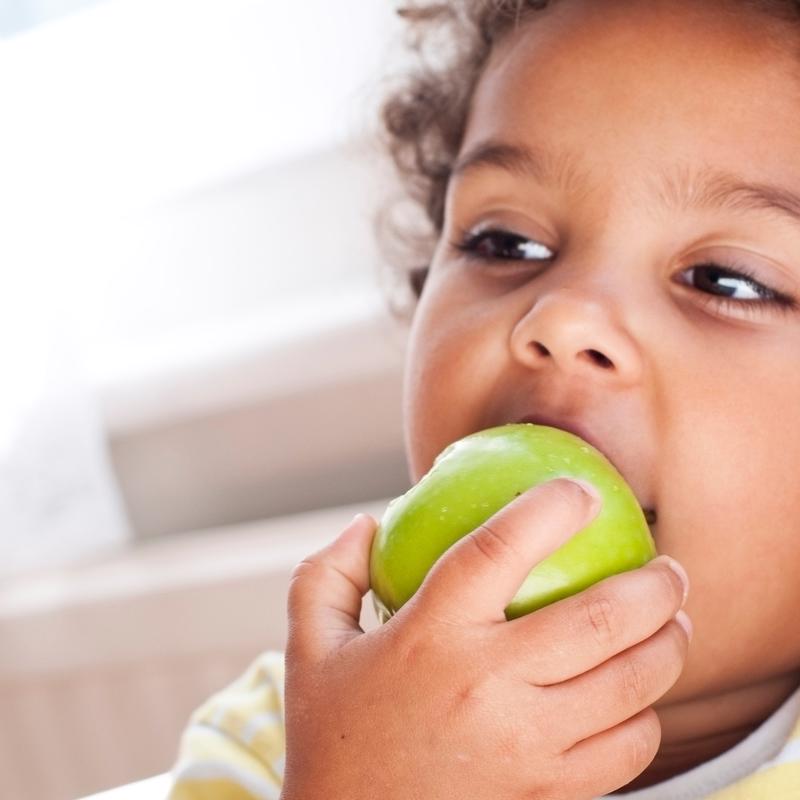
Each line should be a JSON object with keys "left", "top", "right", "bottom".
{"left": 370, "top": 423, "right": 656, "bottom": 623}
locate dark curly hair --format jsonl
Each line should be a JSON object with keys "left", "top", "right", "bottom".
{"left": 376, "top": 0, "right": 800, "bottom": 320}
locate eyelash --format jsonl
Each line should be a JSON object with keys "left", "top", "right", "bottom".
{"left": 451, "top": 227, "right": 798, "bottom": 317}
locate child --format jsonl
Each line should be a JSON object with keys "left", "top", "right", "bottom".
{"left": 168, "top": 0, "right": 800, "bottom": 796}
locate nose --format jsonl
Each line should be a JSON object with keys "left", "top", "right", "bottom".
{"left": 509, "top": 289, "right": 643, "bottom": 385}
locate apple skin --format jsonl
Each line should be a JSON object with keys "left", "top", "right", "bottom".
{"left": 370, "top": 423, "right": 656, "bottom": 624}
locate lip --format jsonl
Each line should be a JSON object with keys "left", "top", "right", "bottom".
{"left": 514, "top": 413, "right": 657, "bottom": 525}
{"left": 515, "top": 413, "right": 606, "bottom": 458}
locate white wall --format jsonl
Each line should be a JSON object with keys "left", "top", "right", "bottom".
{"left": 0, "top": 499, "right": 389, "bottom": 799}
{"left": 0, "top": 4, "right": 422, "bottom": 794}
{"left": 0, "top": 0, "right": 419, "bottom": 541}
{"left": 78, "top": 141, "right": 401, "bottom": 400}
{"left": 0, "top": 0, "right": 402, "bottom": 211}
{"left": 0, "top": 0, "right": 105, "bottom": 37}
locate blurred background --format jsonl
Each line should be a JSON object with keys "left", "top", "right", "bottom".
{"left": 0, "top": 2, "right": 418, "bottom": 797}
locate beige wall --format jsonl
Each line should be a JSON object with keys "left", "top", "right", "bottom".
{"left": 0, "top": 499, "right": 387, "bottom": 800}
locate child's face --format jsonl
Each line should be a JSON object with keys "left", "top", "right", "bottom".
{"left": 404, "top": 0, "right": 800, "bottom": 714}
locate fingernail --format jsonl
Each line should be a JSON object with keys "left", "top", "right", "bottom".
{"left": 562, "top": 478, "right": 603, "bottom": 509}
{"left": 652, "top": 555, "right": 690, "bottom": 605}
{"left": 343, "top": 514, "right": 373, "bottom": 536}
{"left": 675, "top": 609, "right": 693, "bottom": 640}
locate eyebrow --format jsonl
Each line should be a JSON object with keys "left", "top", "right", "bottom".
{"left": 451, "top": 139, "right": 800, "bottom": 229}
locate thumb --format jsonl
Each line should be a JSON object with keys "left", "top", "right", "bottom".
{"left": 286, "top": 513, "right": 377, "bottom": 662}
{"left": 409, "top": 478, "right": 602, "bottom": 626}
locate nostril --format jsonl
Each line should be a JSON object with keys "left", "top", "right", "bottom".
{"left": 584, "top": 349, "right": 614, "bottom": 369}
{"left": 533, "top": 342, "right": 550, "bottom": 357}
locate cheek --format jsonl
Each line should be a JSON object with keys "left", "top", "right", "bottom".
{"left": 656, "top": 369, "right": 800, "bottom": 686}
{"left": 660, "top": 361, "right": 800, "bottom": 556}
{"left": 402, "top": 290, "right": 507, "bottom": 481}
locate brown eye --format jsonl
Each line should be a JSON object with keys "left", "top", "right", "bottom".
{"left": 454, "top": 228, "right": 553, "bottom": 262}
{"left": 680, "top": 263, "right": 794, "bottom": 308}
{"left": 684, "top": 264, "right": 767, "bottom": 301}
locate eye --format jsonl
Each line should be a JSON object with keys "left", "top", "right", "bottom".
{"left": 449, "top": 228, "right": 798, "bottom": 316}
{"left": 451, "top": 227, "right": 554, "bottom": 263}
{"left": 678, "top": 263, "right": 796, "bottom": 312}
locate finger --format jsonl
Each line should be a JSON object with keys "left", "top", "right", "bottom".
{"left": 542, "top": 618, "right": 689, "bottom": 750}
{"left": 409, "top": 478, "right": 601, "bottom": 626}
{"left": 504, "top": 554, "right": 689, "bottom": 684}
{"left": 559, "top": 708, "right": 662, "bottom": 797}
{"left": 286, "top": 513, "right": 377, "bottom": 662}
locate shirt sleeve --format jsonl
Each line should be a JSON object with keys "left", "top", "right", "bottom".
{"left": 166, "top": 650, "right": 286, "bottom": 800}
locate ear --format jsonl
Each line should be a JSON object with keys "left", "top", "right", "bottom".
{"left": 409, "top": 265, "right": 429, "bottom": 299}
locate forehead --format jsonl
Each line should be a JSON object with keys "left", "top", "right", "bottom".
{"left": 463, "top": 0, "right": 800, "bottom": 198}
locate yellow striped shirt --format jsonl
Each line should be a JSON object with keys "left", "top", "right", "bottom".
{"left": 167, "top": 650, "right": 800, "bottom": 799}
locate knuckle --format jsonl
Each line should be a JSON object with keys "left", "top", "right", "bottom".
{"left": 617, "top": 652, "right": 650, "bottom": 706}
{"left": 442, "top": 673, "right": 495, "bottom": 734}
{"left": 653, "top": 562, "right": 684, "bottom": 605}
{"left": 581, "top": 594, "right": 618, "bottom": 644}
{"left": 287, "top": 557, "right": 327, "bottom": 606}
{"left": 394, "top": 625, "right": 430, "bottom": 670}
{"left": 289, "top": 557, "right": 320, "bottom": 583}
{"left": 624, "top": 710, "right": 661, "bottom": 775}
{"left": 664, "top": 620, "right": 691, "bottom": 670}
{"left": 469, "top": 522, "right": 515, "bottom": 567}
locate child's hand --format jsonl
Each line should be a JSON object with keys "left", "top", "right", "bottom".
{"left": 280, "top": 479, "right": 690, "bottom": 800}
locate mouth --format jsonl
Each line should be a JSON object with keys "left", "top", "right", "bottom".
{"left": 515, "top": 414, "right": 657, "bottom": 531}
{"left": 516, "top": 413, "right": 604, "bottom": 455}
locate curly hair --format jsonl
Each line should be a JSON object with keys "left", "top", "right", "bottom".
{"left": 376, "top": 0, "right": 800, "bottom": 320}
